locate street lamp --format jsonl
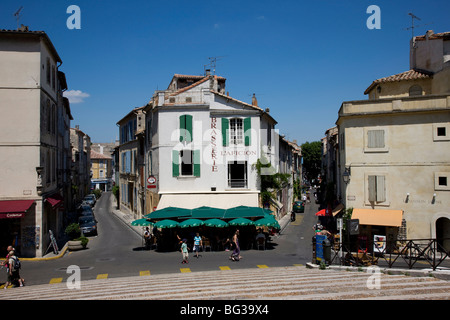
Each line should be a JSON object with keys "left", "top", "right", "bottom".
{"left": 343, "top": 167, "right": 351, "bottom": 184}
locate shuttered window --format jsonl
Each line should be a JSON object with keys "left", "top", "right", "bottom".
{"left": 368, "top": 175, "right": 386, "bottom": 202}
{"left": 222, "top": 118, "right": 251, "bottom": 146}
{"left": 179, "top": 115, "right": 193, "bottom": 143}
{"left": 172, "top": 149, "right": 201, "bottom": 177}
{"left": 367, "top": 130, "right": 385, "bottom": 148}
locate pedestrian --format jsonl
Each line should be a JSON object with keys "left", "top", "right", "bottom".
{"left": 193, "top": 233, "right": 202, "bottom": 258}
{"left": 180, "top": 239, "right": 189, "bottom": 264}
{"left": 4, "top": 251, "right": 24, "bottom": 289}
{"left": 143, "top": 227, "right": 151, "bottom": 250}
{"left": 230, "top": 229, "right": 241, "bottom": 261}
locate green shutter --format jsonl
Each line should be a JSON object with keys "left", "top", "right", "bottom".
{"left": 185, "top": 115, "right": 193, "bottom": 143}
{"left": 193, "top": 150, "right": 201, "bottom": 177}
{"left": 172, "top": 150, "right": 180, "bottom": 177}
{"left": 222, "top": 118, "right": 229, "bottom": 147}
{"left": 180, "top": 115, "right": 193, "bottom": 143}
{"left": 179, "top": 115, "right": 185, "bottom": 142}
{"left": 244, "top": 117, "right": 251, "bottom": 146}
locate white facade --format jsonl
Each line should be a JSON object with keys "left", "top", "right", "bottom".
{"left": 143, "top": 74, "right": 279, "bottom": 214}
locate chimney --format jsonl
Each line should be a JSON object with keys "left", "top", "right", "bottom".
{"left": 252, "top": 93, "right": 258, "bottom": 107}
{"left": 205, "top": 69, "right": 211, "bottom": 76}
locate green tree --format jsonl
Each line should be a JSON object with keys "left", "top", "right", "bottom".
{"left": 301, "top": 141, "right": 322, "bottom": 183}
{"left": 253, "top": 157, "right": 290, "bottom": 205}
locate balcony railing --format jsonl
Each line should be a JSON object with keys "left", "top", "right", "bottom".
{"left": 228, "top": 179, "right": 247, "bottom": 188}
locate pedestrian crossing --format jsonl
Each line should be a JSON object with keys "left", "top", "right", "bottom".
{"left": 1, "top": 265, "right": 449, "bottom": 300}
{"left": 42, "top": 264, "right": 302, "bottom": 284}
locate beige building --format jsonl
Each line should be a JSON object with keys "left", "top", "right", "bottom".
{"left": 337, "top": 31, "right": 450, "bottom": 245}
{"left": 0, "top": 28, "right": 73, "bottom": 257}
{"left": 70, "top": 126, "right": 91, "bottom": 203}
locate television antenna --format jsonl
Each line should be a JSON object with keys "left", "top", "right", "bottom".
{"left": 204, "top": 56, "right": 227, "bottom": 75}
{"left": 406, "top": 12, "right": 433, "bottom": 45}
{"left": 13, "top": 6, "right": 24, "bottom": 30}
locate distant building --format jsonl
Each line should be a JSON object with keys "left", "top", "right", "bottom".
{"left": 90, "top": 149, "right": 113, "bottom": 191}
{"left": 0, "top": 28, "right": 72, "bottom": 257}
{"left": 70, "top": 126, "right": 91, "bottom": 204}
{"left": 337, "top": 31, "right": 450, "bottom": 245}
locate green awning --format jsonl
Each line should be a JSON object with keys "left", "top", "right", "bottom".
{"left": 145, "top": 207, "right": 192, "bottom": 220}
{"left": 190, "top": 206, "right": 226, "bottom": 219}
{"left": 223, "top": 206, "right": 266, "bottom": 219}
{"left": 154, "top": 219, "right": 179, "bottom": 229}
{"left": 228, "top": 217, "right": 255, "bottom": 226}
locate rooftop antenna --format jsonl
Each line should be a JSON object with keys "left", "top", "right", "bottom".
{"left": 407, "top": 12, "right": 421, "bottom": 39}
{"left": 406, "top": 12, "right": 433, "bottom": 47}
{"left": 14, "top": 6, "right": 24, "bottom": 30}
{"left": 204, "top": 56, "right": 227, "bottom": 75}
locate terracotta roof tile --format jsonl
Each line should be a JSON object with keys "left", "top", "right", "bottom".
{"left": 364, "top": 69, "right": 432, "bottom": 94}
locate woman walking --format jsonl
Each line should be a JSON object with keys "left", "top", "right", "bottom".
{"left": 230, "top": 229, "right": 241, "bottom": 261}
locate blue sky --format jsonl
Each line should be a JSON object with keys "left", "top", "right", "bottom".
{"left": 1, "top": 0, "right": 449, "bottom": 144}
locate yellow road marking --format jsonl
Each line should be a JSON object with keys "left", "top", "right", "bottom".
{"left": 140, "top": 270, "right": 151, "bottom": 276}
{"left": 219, "top": 266, "right": 231, "bottom": 270}
{"left": 180, "top": 268, "right": 191, "bottom": 273}
{"left": 293, "top": 264, "right": 303, "bottom": 267}
{"left": 96, "top": 274, "right": 108, "bottom": 279}
{"left": 257, "top": 265, "right": 269, "bottom": 269}
{"left": 49, "top": 278, "right": 63, "bottom": 284}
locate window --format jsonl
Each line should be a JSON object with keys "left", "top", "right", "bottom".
{"left": 433, "top": 124, "right": 450, "bottom": 141}
{"left": 364, "top": 128, "right": 388, "bottom": 152}
{"left": 230, "top": 118, "right": 243, "bottom": 145}
{"left": 180, "top": 150, "right": 193, "bottom": 176}
{"left": 222, "top": 118, "right": 252, "bottom": 146}
{"left": 179, "top": 115, "right": 193, "bottom": 143}
{"left": 368, "top": 175, "right": 386, "bottom": 203}
{"left": 367, "top": 130, "right": 385, "bottom": 148}
{"left": 228, "top": 161, "right": 247, "bottom": 188}
{"left": 172, "top": 150, "right": 200, "bottom": 177}
{"left": 46, "top": 58, "right": 51, "bottom": 84}
{"left": 437, "top": 127, "right": 446, "bottom": 137}
{"left": 409, "top": 85, "right": 423, "bottom": 96}
{"left": 435, "top": 172, "right": 450, "bottom": 191}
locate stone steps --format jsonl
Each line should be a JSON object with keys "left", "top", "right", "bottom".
{"left": 0, "top": 266, "right": 449, "bottom": 300}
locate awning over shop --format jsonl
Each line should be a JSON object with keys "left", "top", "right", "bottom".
{"left": 46, "top": 193, "right": 64, "bottom": 209}
{"left": 0, "top": 200, "right": 35, "bottom": 219}
{"left": 156, "top": 193, "right": 259, "bottom": 210}
{"left": 351, "top": 208, "right": 403, "bottom": 227}
{"left": 332, "top": 204, "right": 344, "bottom": 217}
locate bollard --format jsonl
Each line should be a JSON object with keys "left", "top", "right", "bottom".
{"left": 323, "top": 239, "right": 331, "bottom": 266}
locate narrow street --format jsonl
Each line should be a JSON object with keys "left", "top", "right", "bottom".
{"left": 15, "top": 192, "right": 318, "bottom": 287}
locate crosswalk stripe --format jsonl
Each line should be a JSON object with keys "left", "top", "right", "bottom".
{"left": 139, "top": 270, "right": 151, "bottom": 276}
{"left": 219, "top": 266, "right": 231, "bottom": 270}
{"left": 180, "top": 268, "right": 191, "bottom": 273}
{"left": 49, "top": 278, "right": 63, "bottom": 284}
{"left": 96, "top": 274, "right": 108, "bottom": 279}
{"left": 257, "top": 265, "right": 269, "bottom": 269}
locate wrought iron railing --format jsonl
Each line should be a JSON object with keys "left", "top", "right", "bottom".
{"left": 313, "top": 237, "right": 450, "bottom": 271}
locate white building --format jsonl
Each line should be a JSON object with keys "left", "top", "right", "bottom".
{"left": 141, "top": 73, "right": 279, "bottom": 216}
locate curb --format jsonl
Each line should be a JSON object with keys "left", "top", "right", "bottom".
{"left": 306, "top": 262, "right": 450, "bottom": 281}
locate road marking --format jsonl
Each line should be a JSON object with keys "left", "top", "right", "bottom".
{"left": 290, "top": 215, "right": 304, "bottom": 226}
{"left": 140, "top": 270, "right": 151, "bottom": 276}
{"left": 49, "top": 278, "right": 63, "bottom": 284}
{"left": 293, "top": 264, "right": 304, "bottom": 267}
{"left": 96, "top": 274, "right": 108, "bottom": 279}
{"left": 257, "top": 265, "right": 269, "bottom": 269}
{"left": 219, "top": 266, "right": 231, "bottom": 271}
{"left": 180, "top": 268, "right": 191, "bottom": 273}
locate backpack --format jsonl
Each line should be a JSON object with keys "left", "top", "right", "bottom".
{"left": 11, "top": 257, "right": 21, "bottom": 270}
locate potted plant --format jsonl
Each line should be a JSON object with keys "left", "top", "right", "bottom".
{"left": 65, "top": 223, "right": 89, "bottom": 250}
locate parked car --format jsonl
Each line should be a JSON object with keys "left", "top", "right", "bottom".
{"left": 83, "top": 194, "right": 96, "bottom": 207}
{"left": 293, "top": 201, "right": 305, "bottom": 213}
{"left": 78, "top": 216, "right": 98, "bottom": 236}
